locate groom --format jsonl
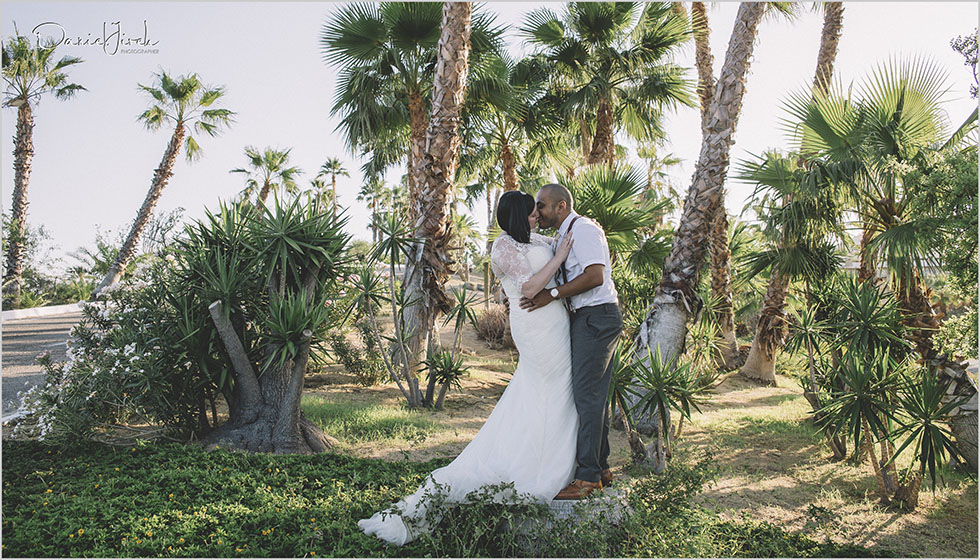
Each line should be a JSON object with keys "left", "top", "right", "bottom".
{"left": 521, "top": 183, "right": 623, "bottom": 500}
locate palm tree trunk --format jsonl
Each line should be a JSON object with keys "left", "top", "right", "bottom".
{"left": 331, "top": 174, "right": 338, "bottom": 215}
{"left": 740, "top": 2, "right": 845, "bottom": 385}
{"left": 710, "top": 209, "right": 740, "bottom": 368}
{"left": 630, "top": 2, "right": 767, "bottom": 437}
{"left": 256, "top": 179, "right": 272, "bottom": 206}
{"left": 3, "top": 102, "right": 35, "bottom": 309}
{"left": 402, "top": 1, "right": 472, "bottom": 391}
{"left": 501, "top": 139, "right": 520, "bottom": 191}
{"left": 93, "top": 121, "right": 186, "bottom": 297}
{"left": 588, "top": 96, "right": 615, "bottom": 166}
{"left": 371, "top": 198, "right": 379, "bottom": 243}
{"left": 580, "top": 116, "right": 592, "bottom": 162}
{"left": 740, "top": 271, "right": 789, "bottom": 385}
{"left": 813, "top": 2, "right": 844, "bottom": 93}
{"left": 692, "top": 2, "right": 738, "bottom": 369}
{"left": 408, "top": 90, "right": 428, "bottom": 222}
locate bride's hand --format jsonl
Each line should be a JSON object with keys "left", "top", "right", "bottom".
{"left": 557, "top": 232, "right": 573, "bottom": 259}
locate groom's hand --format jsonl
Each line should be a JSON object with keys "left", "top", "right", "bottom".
{"left": 519, "top": 289, "right": 553, "bottom": 311}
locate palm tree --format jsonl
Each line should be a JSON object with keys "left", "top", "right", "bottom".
{"left": 786, "top": 56, "right": 979, "bottom": 470}
{"left": 521, "top": 2, "right": 695, "bottom": 166}
{"left": 739, "top": 1, "right": 844, "bottom": 385}
{"left": 321, "top": 2, "right": 503, "bottom": 217}
{"left": 626, "top": 2, "right": 768, "bottom": 465}
{"left": 317, "top": 157, "right": 350, "bottom": 214}
{"left": 231, "top": 146, "right": 303, "bottom": 207}
{"left": 93, "top": 71, "right": 234, "bottom": 296}
{"left": 687, "top": 2, "right": 739, "bottom": 369}
{"left": 2, "top": 34, "right": 85, "bottom": 308}
{"left": 400, "top": 1, "right": 473, "bottom": 389}
{"left": 464, "top": 53, "right": 574, "bottom": 192}
{"left": 356, "top": 178, "right": 385, "bottom": 243}
{"left": 735, "top": 151, "right": 848, "bottom": 381}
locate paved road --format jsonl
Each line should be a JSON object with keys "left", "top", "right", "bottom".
{"left": 1, "top": 311, "right": 83, "bottom": 419}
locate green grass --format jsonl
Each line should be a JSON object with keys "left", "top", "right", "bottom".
{"left": 301, "top": 395, "right": 439, "bottom": 446}
{"left": 1, "top": 440, "right": 893, "bottom": 558}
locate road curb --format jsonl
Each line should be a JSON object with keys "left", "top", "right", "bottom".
{"left": 1, "top": 302, "right": 82, "bottom": 322}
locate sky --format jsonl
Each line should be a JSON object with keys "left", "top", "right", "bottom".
{"left": 1, "top": 1, "right": 977, "bottom": 275}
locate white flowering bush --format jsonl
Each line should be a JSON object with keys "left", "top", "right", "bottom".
{"left": 13, "top": 257, "right": 205, "bottom": 443}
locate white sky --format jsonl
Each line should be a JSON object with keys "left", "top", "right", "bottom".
{"left": 1, "top": 1, "right": 977, "bottom": 274}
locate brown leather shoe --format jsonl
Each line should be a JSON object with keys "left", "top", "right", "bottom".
{"left": 601, "top": 468, "right": 613, "bottom": 487}
{"left": 554, "top": 479, "right": 602, "bottom": 500}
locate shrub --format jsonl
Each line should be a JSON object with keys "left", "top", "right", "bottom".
{"left": 12, "top": 256, "right": 211, "bottom": 443}
{"left": 473, "top": 305, "right": 513, "bottom": 349}
{"left": 327, "top": 325, "right": 386, "bottom": 386}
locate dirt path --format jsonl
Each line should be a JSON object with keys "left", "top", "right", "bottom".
{"left": 304, "top": 319, "right": 977, "bottom": 557}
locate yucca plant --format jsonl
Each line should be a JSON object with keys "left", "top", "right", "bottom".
{"left": 175, "top": 194, "right": 350, "bottom": 453}
{"left": 885, "top": 366, "right": 971, "bottom": 510}
{"left": 421, "top": 348, "right": 470, "bottom": 410}
{"left": 818, "top": 350, "right": 904, "bottom": 502}
{"left": 622, "top": 345, "right": 707, "bottom": 474}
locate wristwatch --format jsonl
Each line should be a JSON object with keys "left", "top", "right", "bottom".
{"left": 549, "top": 287, "right": 560, "bottom": 298}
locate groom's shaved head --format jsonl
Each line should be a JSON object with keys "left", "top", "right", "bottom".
{"left": 539, "top": 183, "right": 573, "bottom": 210}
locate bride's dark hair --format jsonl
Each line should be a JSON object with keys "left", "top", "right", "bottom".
{"left": 496, "top": 191, "right": 536, "bottom": 243}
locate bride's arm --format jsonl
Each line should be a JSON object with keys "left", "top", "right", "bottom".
{"left": 520, "top": 234, "right": 573, "bottom": 299}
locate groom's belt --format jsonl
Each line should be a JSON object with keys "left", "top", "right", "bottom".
{"left": 569, "top": 302, "right": 620, "bottom": 315}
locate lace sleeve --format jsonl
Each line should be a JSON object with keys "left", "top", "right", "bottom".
{"left": 491, "top": 235, "right": 534, "bottom": 287}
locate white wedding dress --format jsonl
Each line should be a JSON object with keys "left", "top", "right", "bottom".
{"left": 357, "top": 232, "right": 578, "bottom": 545}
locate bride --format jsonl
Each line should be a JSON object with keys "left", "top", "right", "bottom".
{"left": 357, "top": 191, "right": 579, "bottom": 545}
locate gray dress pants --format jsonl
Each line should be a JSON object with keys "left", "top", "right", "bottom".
{"left": 569, "top": 302, "right": 623, "bottom": 483}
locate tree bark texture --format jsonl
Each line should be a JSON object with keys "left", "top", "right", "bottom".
{"left": 588, "top": 96, "right": 616, "bottom": 166}
{"left": 630, "top": 2, "right": 767, "bottom": 436}
{"left": 93, "top": 121, "right": 186, "bottom": 297}
{"left": 3, "top": 102, "right": 35, "bottom": 309}
{"left": 401, "top": 2, "right": 473, "bottom": 394}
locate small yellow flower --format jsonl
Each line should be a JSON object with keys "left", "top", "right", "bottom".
{"left": 179, "top": 538, "right": 184, "bottom": 543}
{"left": 46, "top": 489, "right": 52, "bottom": 493}
{"left": 217, "top": 540, "right": 222, "bottom": 545}
{"left": 169, "top": 493, "right": 174, "bottom": 498}
{"left": 136, "top": 539, "right": 142, "bottom": 544}
{"left": 78, "top": 529, "right": 84, "bottom": 535}
{"left": 146, "top": 531, "right": 153, "bottom": 537}
{"left": 69, "top": 534, "right": 74, "bottom": 539}
{"left": 115, "top": 467, "right": 119, "bottom": 471}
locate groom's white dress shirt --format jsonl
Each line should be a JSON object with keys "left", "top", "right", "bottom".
{"left": 554, "top": 211, "right": 618, "bottom": 312}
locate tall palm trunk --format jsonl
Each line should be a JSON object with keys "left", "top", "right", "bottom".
{"left": 3, "top": 102, "right": 35, "bottom": 309}
{"left": 588, "top": 96, "right": 616, "bottom": 166}
{"left": 408, "top": 90, "right": 428, "bottom": 222}
{"left": 580, "top": 116, "right": 592, "bottom": 162}
{"left": 691, "top": 2, "right": 740, "bottom": 369}
{"left": 629, "top": 3, "right": 767, "bottom": 456}
{"left": 331, "top": 174, "right": 338, "bottom": 215}
{"left": 741, "top": 2, "right": 845, "bottom": 385}
{"left": 93, "top": 121, "right": 186, "bottom": 297}
{"left": 401, "top": 1, "right": 473, "bottom": 407}
{"left": 501, "top": 139, "right": 520, "bottom": 191}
